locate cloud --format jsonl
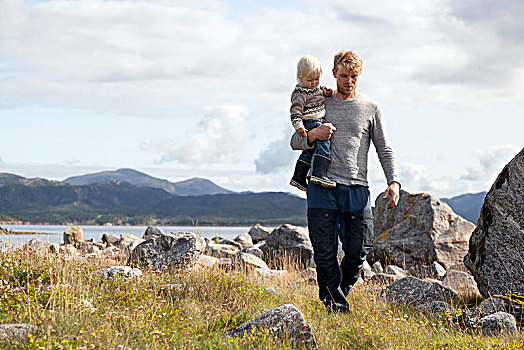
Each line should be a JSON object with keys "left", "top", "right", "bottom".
{"left": 0, "top": 156, "right": 3, "bottom": 164}
{"left": 151, "top": 105, "right": 252, "bottom": 165}
{"left": 461, "top": 145, "right": 521, "bottom": 182}
{"left": 254, "top": 132, "right": 296, "bottom": 174}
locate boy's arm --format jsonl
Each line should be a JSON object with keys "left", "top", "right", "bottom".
{"left": 290, "top": 91, "right": 307, "bottom": 131}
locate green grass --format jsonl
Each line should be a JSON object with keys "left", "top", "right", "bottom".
{"left": 0, "top": 245, "right": 522, "bottom": 349}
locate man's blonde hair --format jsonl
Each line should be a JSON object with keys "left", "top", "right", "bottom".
{"left": 296, "top": 55, "right": 322, "bottom": 81}
{"left": 333, "top": 50, "right": 363, "bottom": 75}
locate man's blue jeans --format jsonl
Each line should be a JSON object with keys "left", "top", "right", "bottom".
{"left": 307, "top": 183, "right": 374, "bottom": 309}
{"left": 298, "top": 119, "right": 331, "bottom": 164}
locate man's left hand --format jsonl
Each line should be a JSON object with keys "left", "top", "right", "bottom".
{"left": 383, "top": 182, "right": 400, "bottom": 209}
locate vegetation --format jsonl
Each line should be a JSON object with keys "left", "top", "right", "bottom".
{"left": 0, "top": 246, "right": 522, "bottom": 349}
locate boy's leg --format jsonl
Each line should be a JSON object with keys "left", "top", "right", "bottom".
{"left": 290, "top": 151, "right": 312, "bottom": 192}
{"left": 310, "top": 139, "right": 335, "bottom": 188}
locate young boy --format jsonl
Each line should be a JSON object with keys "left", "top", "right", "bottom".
{"left": 289, "top": 55, "right": 336, "bottom": 192}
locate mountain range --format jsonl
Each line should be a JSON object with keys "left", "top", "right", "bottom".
{"left": 0, "top": 169, "right": 487, "bottom": 226}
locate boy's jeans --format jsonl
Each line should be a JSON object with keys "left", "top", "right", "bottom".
{"left": 306, "top": 183, "right": 374, "bottom": 309}
{"left": 298, "top": 119, "right": 330, "bottom": 164}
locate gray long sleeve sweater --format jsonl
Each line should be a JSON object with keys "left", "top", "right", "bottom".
{"left": 290, "top": 92, "right": 400, "bottom": 187}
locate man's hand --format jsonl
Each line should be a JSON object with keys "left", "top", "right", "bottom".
{"left": 296, "top": 128, "right": 307, "bottom": 138}
{"left": 383, "top": 182, "right": 400, "bottom": 209}
{"left": 307, "top": 123, "right": 336, "bottom": 144}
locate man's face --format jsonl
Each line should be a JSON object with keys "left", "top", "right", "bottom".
{"left": 332, "top": 67, "right": 359, "bottom": 97}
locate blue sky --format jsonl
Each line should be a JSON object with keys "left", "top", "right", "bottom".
{"left": 0, "top": 0, "right": 523, "bottom": 199}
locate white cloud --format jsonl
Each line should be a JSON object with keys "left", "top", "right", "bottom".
{"left": 254, "top": 132, "right": 296, "bottom": 174}
{"left": 461, "top": 145, "right": 521, "bottom": 182}
{"left": 150, "top": 105, "right": 252, "bottom": 165}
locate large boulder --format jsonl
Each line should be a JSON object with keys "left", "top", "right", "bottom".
{"left": 260, "top": 224, "right": 313, "bottom": 269}
{"left": 225, "top": 304, "right": 317, "bottom": 349}
{"left": 128, "top": 231, "right": 206, "bottom": 270}
{"left": 384, "top": 276, "right": 458, "bottom": 306}
{"left": 371, "top": 190, "right": 475, "bottom": 270}
{"left": 464, "top": 149, "right": 524, "bottom": 298}
{"left": 462, "top": 296, "right": 524, "bottom": 327}
{"left": 442, "top": 270, "right": 480, "bottom": 296}
{"left": 480, "top": 312, "right": 518, "bottom": 336}
{"left": 248, "top": 224, "right": 272, "bottom": 243}
{"left": 63, "top": 226, "right": 83, "bottom": 245}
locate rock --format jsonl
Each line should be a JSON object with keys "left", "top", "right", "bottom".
{"left": 463, "top": 296, "right": 524, "bottom": 327}
{"left": 117, "top": 233, "right": 144, "bottom": 253}
{"left": 241, "top": 252, "right": 269, "bottom": 271}
{"left": 371, "top": 190, "right": 475, "bottom": 270}
{"left": 371, "top": 273, "right": 399, "bottom": 285}
{"left": 429, "top": 261, "right": 446, "bottom": 279}
{"left": 361, "top": 261, "right": 374, "bottom": 279}
{"left": 78, "top": 241, "right": 101, "bottom": 255}
{"left": 225, "top": 304, "right": 317, "bottom": 349}
{"left": 260, "top": 224, "right": 313, "bottom": 269}
{"left": 384, "top": 276, "right": 458, "bottom": 306}
{"left": 128, "top": 231, "right": 206, "bottom": 270}
{"left": 442, "top": 270, "right": 481, "bottom": 296}
{"left": 59, "top": 244, "right": 80, "bottom": 256}
{"left": 248, "top": 224, "right": 271, "bottom": 243}
{"left": 464, "top": 149, "right": 524, "bottom": 298}
{"left": 254, "top": 268, "right": 286, "bottom": 278}
{"left": 242, "top": 246, "right": 264, "bottom": 259}
{"left": 22, "top": 238, "right": 52, "bottom": 253}
{"left": 217, "top": 238, "right": 242, "bottom": 249}
{"left": 80, "top": 299, "right": 96, "bottom": 311}
{"left": 416, "top": 301, "right": 453, "bottom": 317}
{"left": 101, "top": 233, "right": 120, "bottom": 246}
{"left": 206, "top": 243, "right": 240, "bottom": 259}
{"left": 49, "top": 243, "right": 60, "bottom": 254}
{"left": 0, "top": 324, "right": 38, "bottom": 347}
{"left": 480, "top": 312, "right": 518, "bottom": 336}
{"left": 384, "top": 265, "right": 407, "bottom": 278}
{"left": 143, "top": 226, "right": 165, "bottom": 240}
{"left": 196, "top": 255, "right": 219, "bottom": 268}
{"left": 92, "top": 266, "right": 142, "bottom": 280}
{"left": 63, "top": 226, "right": 83, "bottom": 245}
{"left": 234, "top": 233, "right": 253, "bottom": 248}
{"left": 371, "top": 261, "right": 383, "bottom": 274}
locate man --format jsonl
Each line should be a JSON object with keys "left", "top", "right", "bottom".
{"left": 291, "top": 50, "right": 400, "bottom": 312}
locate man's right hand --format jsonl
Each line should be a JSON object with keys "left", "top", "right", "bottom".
{"left": 307, "top": 123, "right": 336, "bottom": 144}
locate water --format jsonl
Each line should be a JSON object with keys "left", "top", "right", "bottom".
{"left": 0, "top": 225, "right": 253, "bottom": 248}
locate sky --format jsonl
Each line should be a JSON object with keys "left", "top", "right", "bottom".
{"left": 0, "top": 0, "right": 523, "bottom": 200}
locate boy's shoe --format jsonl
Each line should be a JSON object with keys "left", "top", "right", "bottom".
{"left": 289, "top": 160, "right": 310, "bottom": 192}
{"left": 310, "top": 156, "right": 336, "bottom": 188}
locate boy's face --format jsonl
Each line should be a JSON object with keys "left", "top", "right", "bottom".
{"left": 332, "top": 66, "right": 359, "bottom": 97}
{"left": 300, "top": 74, "right": 320, "bottom": 89}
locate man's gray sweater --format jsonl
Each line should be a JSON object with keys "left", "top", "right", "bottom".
{"left": 291, "top": 92, "right": 399, "bottom": 187}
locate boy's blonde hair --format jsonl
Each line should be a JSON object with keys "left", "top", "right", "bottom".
{"left": 296, "top": 55, "right": 322, "bottom": 81}
{"left": 333, "top": 50, "right": 363, "bottom": 75}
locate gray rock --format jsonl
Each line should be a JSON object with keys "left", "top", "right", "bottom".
{"left": 480, "top": 312, "right": 518, "bottom": 336}
{"left": 196, "top": 255, "right": 219, "bottom": 268}
{"left": 254, "top": 268, "right": 287, "bottom": 278}
{"left": 242, "top": 246, "right": 264, "bottom": 259}
{"left": 0, "top": 324, "right": 38, "bottom": 347}
{"left": 442, "top": 270, "right": 481, "bottom": 296}
{"left": 22, "top": 238, "right": 52, "bottom": 253}
{"left": 463, "top": 296, "right": 524, "bottom": 327}
{"left": 371, "top": 273, "right": 399, "bottom": 285}
{"left": 429, "top": 261, "right": 447, "bottom": 279}
{"left": 129, "top": 231, "right": 206, "bottom": 270}
{"left": 234, "top": 233, "right": 253, "bottom": 248}
{"left": 371, "top": 190, "right": 475, "bottom": 270}
{"left": 206, "top": 243, "right": 240, "bottom": 259}
{"left": 218, "top": 238, "right": 242, "bottom": 249}
{"left": 241, "top": 252, "right": 269, "bottom": 271}
{"left": 143, "top": 226, "right": 165, "bottom": 240}
{"left": 101, "top": 233, "right": 120, "bottom": 246}
{"left": 416, "top": 301, "right": 453, "bottom": 317}
{"left": 371, "top": 261, "right": 383, "bottom": 274}
{"left": 260, "top": 224, "right": 313, "bottom": 269}
{"left": 385, "top": 276, "right": 458, "bottom": 306}
{"left": 59, "top": 244, "right": 79, "bottom": 256}
{"left": 361, "top": 261, "right": 375, "bottom": 279}
{"left": 117, "top": 233, "right": 144, "bottom": 254}
{"left": 384, "top": 265, "right": 407, "bottom": 278}
{"left": 248, "top": 224, "right": 272, "bottom": 243}
{"left": 63, "top": 226, "right": 83, "bottom": 245}
{"left": 464, "top": 148, "right": 524, "bottom": 298}
{"left": 92, "top": 266, "right": 142, "bottom": 280}
{"left": 225, "top": 304, "right": 317, "bottom": 349}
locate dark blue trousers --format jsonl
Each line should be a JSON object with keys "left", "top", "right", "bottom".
{"left": 307, "top": 183, "right": 374, "bottom": 309}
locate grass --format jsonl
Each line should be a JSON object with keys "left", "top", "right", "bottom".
{"left": 0, "top": 244, "right": 523, "bottom": 350}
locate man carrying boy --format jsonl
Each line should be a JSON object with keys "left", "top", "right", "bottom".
{"left": 291, "top": 50, "right": 400, "bottom": 313}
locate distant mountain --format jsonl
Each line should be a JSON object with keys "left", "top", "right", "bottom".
{"left": 63, "top": 168, "right": 234, "bottom": 196}
{"left": 442, "top": 191, "right": 487, "bottom": 224}
{"left": 0, "top": 173, "right": 305, "bottom": 226}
